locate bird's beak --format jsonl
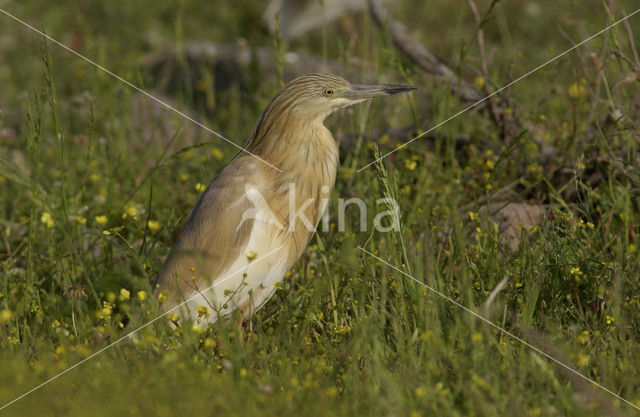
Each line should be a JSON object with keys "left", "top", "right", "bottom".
{"left": 341, "top": 83, "right": 417, "bottom": 100}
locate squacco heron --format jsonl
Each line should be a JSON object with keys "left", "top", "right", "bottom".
{"left": 155, "top": 73, "right": 415, "bottom": 323}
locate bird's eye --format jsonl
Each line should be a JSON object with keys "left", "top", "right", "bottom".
{"left": 324, "top": 88, "right": 335, "bottom": 96}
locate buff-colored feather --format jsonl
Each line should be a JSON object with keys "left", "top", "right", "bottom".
{"left": 155, "top": 73, "right": 415, "bottom": 322}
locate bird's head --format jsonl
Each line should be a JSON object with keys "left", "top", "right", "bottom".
{"left": 272, "top": 73, "right": 417, "bottom": 122}
{"left": 245, "top": 73, "right": 416, "bottom": 157}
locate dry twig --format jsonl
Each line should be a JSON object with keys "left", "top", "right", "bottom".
{"left": 369, "top": 0, "right": 483, "bottom": 103}
{"left": 370, "top": 0, "right": 521, "bottom": 141}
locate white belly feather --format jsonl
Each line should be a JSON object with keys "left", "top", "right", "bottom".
{"left": 177, "top": 186, "right": 290, "bottom": 323}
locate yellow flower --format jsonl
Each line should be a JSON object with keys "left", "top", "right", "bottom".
{"left": 415, "top": 387, "right": 427, "bottom": 398}
{"left": 147, "top": 220, "right": 161, "bottom": 233}
{"left": 137, "top": 291, "right": 147, "bottom": 302}
{"left": 568, "top": 83, "right": 587, "bottom": 100}
{"left": 577, "top": 330, "right": 589, "bottom": 344}
{"left": 404, "top": 159, "right": 417, "bottom": 171}
{"left": 0, "top": 308, "right": 14, "bottom": 323}
{"left": 124, "top": 204, "right": 138, "bottom": 219}
{"left": 378, "top": 134, "right": 390, "bottom": 145}
{"left": 203, "top": 337, "right": 216, "bottom": 349}
{"left": 576, "top": 352, "right": 589, "bottom": 367}
{"left": 120, "top": 288, "right": 130, "bottom": 301}
{"left": 468, "top": 211, "right": 479, "bottom": 222}
{"left": 76, "top": 216, "right": 87, "bottom": 225}
{"left": 41, "top": 212, "right": 54, "bottom": 228}
{"left": 246, "top": 251, "right": 257, "bottom": 261}
{"left": 102, "top": 225, "right": 124, "bottom": 236}
{"left": 527, "top": 163, "right": 541, "bottom": 174}
{"left": 167, "top": 312, "right": 179, "bottom": 323}
{"left": 101, "top": 304, "right": 112, "bottom": 318}
{"left": 51, "top": 319, "right": 61, "bottom": 328}
{"left": 434, "top": 382, "right": 448, "bottom": 395}
{"left": 473, "top": 75, "right": 485, "bottom": 89}
{"left": 212, "top": 148, "right": 224, "bottom": 160}
{"left": 95, "top": 215, "right": 108, "bottom": 225}
{"left": 180, "top": 172, "right": 190, "bottom": 182}
{"left": 158, "top": 293, "right": 166, "bottom": 305}
{"left": 570, "top": 266, "right": 582, "bottom": 276}
{"left": 55, "top": 345, "right": 66, "bottom": 356}
{"left": 191, "top": 324, "right": 205, "bottom": 334}
{"left": 197, "top": 305, "right": 210, "bottom": 318}
{"left": 195, "top": 183, "right": 206, "bottom": 193}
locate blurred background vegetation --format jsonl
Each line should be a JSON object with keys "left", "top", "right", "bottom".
{"left": 0, "top": 0, "right": 639, "bottom": 415}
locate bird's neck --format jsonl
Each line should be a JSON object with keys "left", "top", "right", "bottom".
{"left": 245, "top": 115, "right": 339, "bottom": 241}
{"left": 247, "top": 115, "right": 339, "bottom": 180}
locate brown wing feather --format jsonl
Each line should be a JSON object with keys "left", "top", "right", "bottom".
{"left": 155, "top": 156, "right": 259, "bottom": 308}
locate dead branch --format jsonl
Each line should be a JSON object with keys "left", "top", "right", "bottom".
{"left": 143, "top": 41, "right": 382, "bottom": 101}
{"left": 465, "top": 0, "right": 503, "bottom": 133}
{"left": 370, "top": 0, "right": 521, "bottom": 142}
{"left": 335, "top": 117, "right": 473, "bottom": 151}
{"left": 369, "top": 0, "right": 483, "bottom": 103}
{"left": 622, "top": 10, "right": 640, "bottom": 69}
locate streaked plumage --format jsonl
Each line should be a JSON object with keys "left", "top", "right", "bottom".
{"left": 155, "top": 73, "right": 415, "bottom": 323}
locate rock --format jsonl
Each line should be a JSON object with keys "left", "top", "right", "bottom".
{"left": 479, "top": 202, "right": 547, "bottom": 250}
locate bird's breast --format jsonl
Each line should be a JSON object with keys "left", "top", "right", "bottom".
{"left": 159, "top": 124, "right": 340, "bottom": 323}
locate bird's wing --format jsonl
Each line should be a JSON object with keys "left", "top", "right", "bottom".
{"left": 155, "top": 156, "right": 284, "bottom": 312}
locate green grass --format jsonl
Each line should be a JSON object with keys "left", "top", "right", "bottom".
{"left": 1, "top": 0, "right": 640, "bottom": 415}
